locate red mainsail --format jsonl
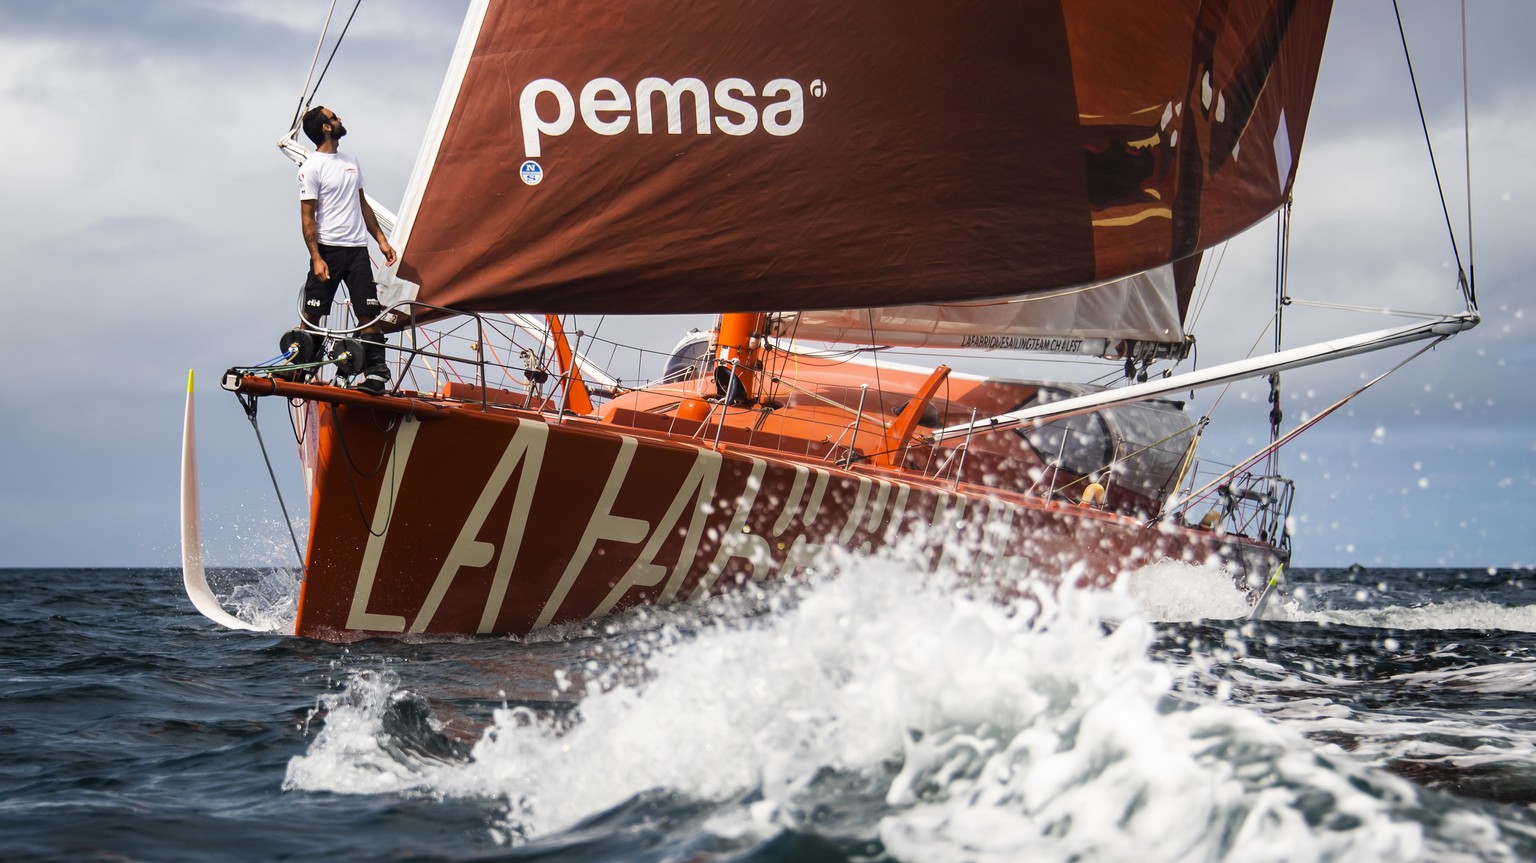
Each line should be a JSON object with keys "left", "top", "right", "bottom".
{"left": 393, "top": 0, "right": 1331, "bottom": 328}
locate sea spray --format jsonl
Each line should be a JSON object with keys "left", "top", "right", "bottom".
{"left": 1122, "top": 558, "right": 1258, "bottom": 622}
{"left": 1306, "top": 600, "right": 1536, "bottom": 632}
{"left": 12, "top": 567, "right": 1536, "bottom": 861}
{"left": 221, "top": 566, "right": 302, "bottom": 632}
{"left": 196, "top": 506, "right": 307, "bottom": 632}
{"left": 281, "top": 553, "right": 1536, "bottom": 860}
{"left": 285, "top": 670, "right": 443, "bottom": 794}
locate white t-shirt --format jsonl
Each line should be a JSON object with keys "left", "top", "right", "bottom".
{"left": 297, "top": 151, "right": 370, "bottom": 247}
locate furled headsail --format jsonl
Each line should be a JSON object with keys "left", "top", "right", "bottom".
{"left": 778, "top": 260, "right": 1197, "bottom": 359}
{"left": 392, "top": 0, "right": 1331, "bottom": 321}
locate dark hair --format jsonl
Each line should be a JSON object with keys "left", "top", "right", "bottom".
{"left": 302, "top": 106, "right": 331, "bottom": 145}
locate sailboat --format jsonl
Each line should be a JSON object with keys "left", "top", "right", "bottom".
{"left": 182, "top": 0, "right": 1477, "bottom": 640}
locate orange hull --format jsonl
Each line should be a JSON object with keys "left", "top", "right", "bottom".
{"left": 285, "top": 386, "right": 1280, "bottom": 641}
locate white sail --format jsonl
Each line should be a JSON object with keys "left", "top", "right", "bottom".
{"left": 780, "top": 266, "right": 1185, "bottom": 355}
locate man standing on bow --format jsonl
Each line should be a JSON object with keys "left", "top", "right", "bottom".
{"left": 296, "top": 105, "right": 396, "bottom": 394}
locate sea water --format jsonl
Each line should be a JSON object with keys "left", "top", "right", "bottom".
{"left": 3, "top": 561, "right": 1535, "bottom": 862}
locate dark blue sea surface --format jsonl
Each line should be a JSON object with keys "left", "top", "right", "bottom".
{"left": 3, "top": 564, "right": 1536, "bottom": 862}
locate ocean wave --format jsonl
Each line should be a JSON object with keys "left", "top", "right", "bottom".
{"left": 282, "top": 554, "right": 1535, "bottom": 860}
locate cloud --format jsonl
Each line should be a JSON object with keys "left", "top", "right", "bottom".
{"left": 0, "top": 1, "right": 1530, "bottom": 568}
{"left": 33, "top": 215, "right": 208, "bottom": 260}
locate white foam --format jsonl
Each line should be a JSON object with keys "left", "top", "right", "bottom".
{"left": 222, "top": 566, "right": 301, "bottom": 632}
{"left": 1301, "top": 600, "right": 1536, "bottom": 633}
{"left": 284, "top": 670, "right": 435, "bottom": 794}
{"left": 1120, "top": 558, "right": 1255, "bottom": 621}
{"left": 197, "top": 507, "right": 305, "bottom": 632}
{"left": 283, "top": 554, "right": 1520, "bottom": 858}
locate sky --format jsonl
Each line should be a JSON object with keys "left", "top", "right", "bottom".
{"left": 0, "top": 0, "right": 1531, "bottom": 570}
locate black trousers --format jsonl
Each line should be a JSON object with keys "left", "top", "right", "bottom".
{"left": 302, "top": 244, "right": 386, "bottom": 368}
{"left": 302, "top": 244, "right": 381, "bottom": 326}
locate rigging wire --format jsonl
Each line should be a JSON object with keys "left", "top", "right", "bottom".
{"left": 1391, "top": 0, "right": 1475, "bottom": 307}
{"left": 863, "top": 313, "right": 888, "bottom": 417}
{"left": 1281, "top": 299, "right": 1450, "bottom": 319}
{"left": 287, "top": 0, "right": 365, "bottom": 133}
{"left": 1267, "top": 200, "right": 1292, "bottom": 478}
{"left": 1167, "top": 335, "right": 1448, "bottom": 521}
{"left": 235, "top": 395, "right": 307, "bottom": 567}
{"left": 306, "top": 0, "right": 365, "bottom": 113}
{"left": 288, "top": 0, "right": 339, "bottom": 133}
{"left": 1460, "top": 0, "right": 1476, "bottom": 304}
{"left": 1187, "top": 243, "right": 1223, "bottom": 331}
{"left": 1192, "top": 313, "right": 1277, "bottom": 424}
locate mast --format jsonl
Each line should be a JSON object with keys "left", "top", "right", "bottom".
{"left": 1269, "top": 199, "right": 1292, "bottom": 481}
{"left": 713, "top": 313, "right": 767, "bottom": 404}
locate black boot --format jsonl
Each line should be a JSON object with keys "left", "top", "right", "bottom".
{"left": 356, "top": 333, "right": 391, "bottom": 395}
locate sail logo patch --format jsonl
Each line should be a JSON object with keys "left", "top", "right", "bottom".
{"left": 519, "top": 161, "right": 543, "bottom": 186}
{"left": 517, "top": 76, "right": 820, "bottom": 158}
